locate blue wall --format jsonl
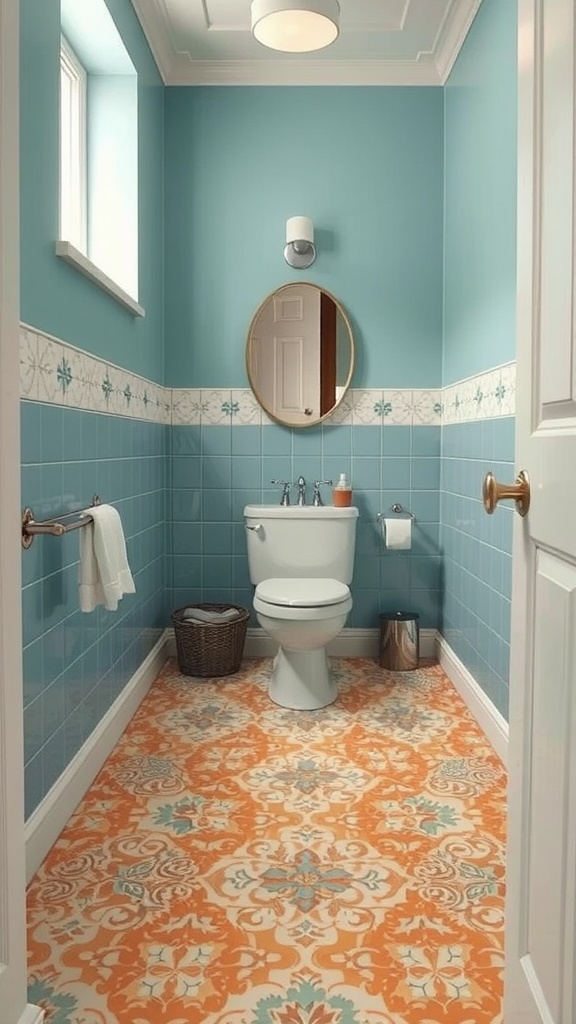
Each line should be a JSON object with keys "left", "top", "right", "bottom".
{"left": 443, "top": 0, "right": 517, "bottom": 385}
{"left": 164, "top": 87, "right": 444, "bottom": 389}
{"left": 20, "top": 0, "right": 164, "bottom": 382}
{"left": 441, "top": 0, "right": 518, "bottom": 718}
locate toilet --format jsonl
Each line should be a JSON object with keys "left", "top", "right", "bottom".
{"left": 244, "top": 504, "right": 358, "bottom": 709}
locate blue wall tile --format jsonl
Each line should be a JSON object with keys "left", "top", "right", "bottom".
{"left": 440, "top": 417, "right": 515, "bottom": 719}
{"left": 383, "top": 426, "right": 411, "bottom": 457}
{"left": 170, "top": 421, "right": 444, "bottom": 638}
{"left": 21, "top": 402, "right": 167, "bottom": 816}
{"left": 323, "top": 426, "right": 352, "bottom": 457}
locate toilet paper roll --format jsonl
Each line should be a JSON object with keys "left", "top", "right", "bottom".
{"left": 382, "top": 517, "right": 412, "bottom": 550}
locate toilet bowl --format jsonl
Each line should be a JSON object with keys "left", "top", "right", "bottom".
{"left": 253, "top": 577, "right": 352, "bottom": 709}
{"left": 244, "top": 506, "right": 358, "bottom": 710}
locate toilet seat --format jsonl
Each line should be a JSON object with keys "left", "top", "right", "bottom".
{"left": 255, "top": 577, "right": 350, "bottom": 608}
{"left": 253, "top": 577, "right": 352, "bottom": 623}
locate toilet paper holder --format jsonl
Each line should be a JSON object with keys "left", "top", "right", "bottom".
{"left": 377, "top": 504, "right": 416, "bottom": 522}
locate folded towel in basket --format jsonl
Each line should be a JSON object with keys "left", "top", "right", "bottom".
{"left": 182, "top": 607, "right": 241, "bottom": 624}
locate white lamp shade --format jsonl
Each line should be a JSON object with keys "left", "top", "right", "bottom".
{"left": 286, "top": 216, "right": 314, "bottom": 245}
{"left": 251, "top": 0, "right": 340, "bottom": 53}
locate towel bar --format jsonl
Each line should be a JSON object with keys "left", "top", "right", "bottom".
{"left": 22, "top": 495, "right": 101, "bottom": 549}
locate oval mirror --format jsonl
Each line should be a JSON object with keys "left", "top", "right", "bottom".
{"left": 246, "top": 283, "right": 355, "bottom": 427}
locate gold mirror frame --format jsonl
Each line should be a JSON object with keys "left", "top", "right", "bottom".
{"left": 246, "top": 283, "right": 355, "bottom": 428}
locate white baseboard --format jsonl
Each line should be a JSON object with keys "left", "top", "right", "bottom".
{"left": 24, "top": 633, "right": 170, "bottom": 883}
{"left": 436, "top": 635, "right": 509, "bottom": 766}
{"left": 168, "top": 626, "right": 437, "bottom": 661}
{"left": 17, "top": 1006, "right": 44, "bottom": 1024}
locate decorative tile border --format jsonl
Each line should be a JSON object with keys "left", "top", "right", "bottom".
{"left": 20, "top": 324, "right": 170, "bottom": 424}
{"left": 170, "top": 387, "right": 442, "bottom": 427}
{"left": 20, "top": 324, "right": 515, "bottom": 427}
{"left": 442, "top": 363, "right": 516, "bottom": 424}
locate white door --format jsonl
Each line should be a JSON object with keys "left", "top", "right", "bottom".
{"left": 0, "top": 1, "right": 42, "bottom": 1022}
{"left": 505, "top": 1, "right": 576, "bottom": 1020}
{"left": 250, "top": 284, "right": 320, "bottom": 423}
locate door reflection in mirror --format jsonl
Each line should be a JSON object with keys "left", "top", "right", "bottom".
{"left": 246, "top": 283, "right": 354, "bottom": 428}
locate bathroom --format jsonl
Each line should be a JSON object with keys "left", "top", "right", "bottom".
{"left": 20, "top": 0, "right": 516, "bottom": 822}
{"left": 5, "top": 0, "right": 518, "bottom": 1018}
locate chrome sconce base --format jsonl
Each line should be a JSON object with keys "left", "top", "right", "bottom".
{"left": 283, "top": 240, "right": 316, "bottom": 269}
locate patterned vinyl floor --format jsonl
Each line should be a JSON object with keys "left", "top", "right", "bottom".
{"left": 27, "top": 657, "right": 506, "bottom": 1024}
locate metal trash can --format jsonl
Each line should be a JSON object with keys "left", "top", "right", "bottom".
{"left": 379, "top": 611, "right": 420, "bottom": 671}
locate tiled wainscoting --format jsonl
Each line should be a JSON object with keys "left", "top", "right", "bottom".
{"left": 19, "top": 323, "right": 515, "bottom": 817}
{"left": 170, "top": 420, "right": 442, "bottom": 630}
{"left": 440, "top": 363, "right": 516, "bottom": 720}
{"left": 441, "top": 418, "right": 514, "bottom": 718}
{"left": 20, "top": 400, "right": 169, "bottom": 817}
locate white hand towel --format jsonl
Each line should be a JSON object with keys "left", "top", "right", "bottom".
{"left": 182, "top": 607, "right": 240, "bottom": 623}
{"left": 79, "top": 504, "right": 135, "bottom": 613}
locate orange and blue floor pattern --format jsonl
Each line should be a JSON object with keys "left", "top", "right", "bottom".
{"left": 27, "top": 657, "right": 506, "bottom": 1023}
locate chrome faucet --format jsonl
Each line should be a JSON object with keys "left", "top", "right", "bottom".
{"left": 271, "top": 480, "right": 291, "bottom": 506}
{"left": 296, "top": 476, "right": 306, "bottom": 506}
{"left": 312, "top": 480, "right": 333, "bottom": 506}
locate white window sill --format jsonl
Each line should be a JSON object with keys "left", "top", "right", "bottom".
{"left": 55, "top": 240, "right": 145, "bottom": 318}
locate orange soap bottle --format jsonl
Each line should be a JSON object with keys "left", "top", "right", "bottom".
{"left": 333, "top": 473, "right": 352, "bottom": 507}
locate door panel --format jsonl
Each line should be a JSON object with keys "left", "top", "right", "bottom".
{"left": 276, "top": 336, "right": 307, "bottom": 416}
{"left": 523, "top": 553, "right": 576, "bottom": 1021}
{"left": 250, "top": 284, "right": 320, "bottom": 423}
{"left": 0, "top": 0, "right": 41, "bottom": 1020}
{"left": 506, "top": 1, "right": 576, "bottom": 1021}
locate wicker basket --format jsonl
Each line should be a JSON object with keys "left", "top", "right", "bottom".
{"left": 171, "top": 603, "right": 250, "bottom": 677}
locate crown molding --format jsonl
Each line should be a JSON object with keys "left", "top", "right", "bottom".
{"left": 164, "top": 56, "right": 443, "bottom": 87}
{"left": 130, "top": 0, "right": 176, "bottom": 84}
{"left": 435, "top": 0, "right": 482, "bottom": 85}
{"left": 130, "top": 0, "right": 480, "bottom": 87}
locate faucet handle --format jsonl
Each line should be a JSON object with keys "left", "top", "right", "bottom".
{"left": 312, "top": 480, "right": 333, "bottom": 507}
{"left": 295, "top": 475, "right": 307, "bottom": 506}
{"left": 271, "top": 480, "right": 291, "bottom": 506}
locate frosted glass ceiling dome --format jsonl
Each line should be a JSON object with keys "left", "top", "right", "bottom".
{"left": 251, "top": 0, "right": 340, "bottom": 53}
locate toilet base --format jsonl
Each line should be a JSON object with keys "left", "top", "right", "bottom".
{"left": 269, "top": 647, "right": 337, "bottom": 710}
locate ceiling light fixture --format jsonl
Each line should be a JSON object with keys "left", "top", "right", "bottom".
{"left": 251, "top": 0, "right": 340, "bottom": 54}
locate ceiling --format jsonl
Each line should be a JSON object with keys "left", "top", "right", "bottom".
{"left": 129, "top": 0, "right": 483, "bottom": 87}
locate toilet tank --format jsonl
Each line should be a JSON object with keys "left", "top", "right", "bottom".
{"left": 244, "top": 505, "right": 359, "bottom": 585}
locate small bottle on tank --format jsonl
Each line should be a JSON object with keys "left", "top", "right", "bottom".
{"left": 333, "top": 473, "right": 352, "bottom": 507}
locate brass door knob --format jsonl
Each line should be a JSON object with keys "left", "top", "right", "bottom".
{"left": 483, "top": 470, "right": 530, "bottom": 517}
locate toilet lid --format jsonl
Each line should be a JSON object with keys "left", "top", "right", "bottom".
{"left": 255, "top": 578, "right": 349, "bottom": 608}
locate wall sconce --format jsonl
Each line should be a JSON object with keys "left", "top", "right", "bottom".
{"left": 284, "top": 216, "right": 316, "bottom": 269}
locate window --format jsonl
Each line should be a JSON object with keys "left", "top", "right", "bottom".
{"left": 60, "top": 38, "right": 86, "bottom": 252}
{"left": 57, "top": 0, "right": 143, "bottom": 316}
